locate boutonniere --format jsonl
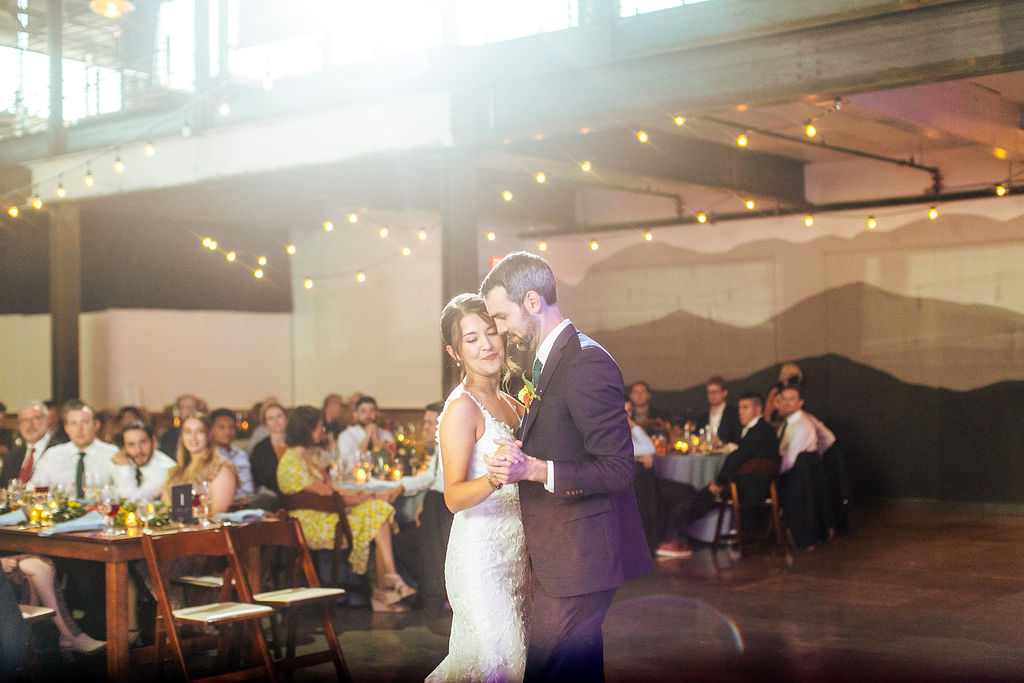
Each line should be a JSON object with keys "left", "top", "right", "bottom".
{"left": 518, "top": 372, "right": 541, "bottom": 413}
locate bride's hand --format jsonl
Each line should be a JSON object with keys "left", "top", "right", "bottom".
{"left": 492, "top": 439, "right": 524, "bottom": 464}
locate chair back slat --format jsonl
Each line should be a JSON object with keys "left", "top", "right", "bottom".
{"left": 734, "top": 456, "right": 781, "bottom": 477}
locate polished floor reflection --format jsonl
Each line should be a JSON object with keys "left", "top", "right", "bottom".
{"left": 325, "top": 503, "right": 1024, "bottom": 682}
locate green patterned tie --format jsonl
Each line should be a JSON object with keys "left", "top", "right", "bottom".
{"left": 532, "top": 357, "right": 543, "bottom": 382}
{"left": 75, "top": 452, "right": 86, "bottom": 499}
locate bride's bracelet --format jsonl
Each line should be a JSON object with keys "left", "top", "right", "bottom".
{"left": 486, "top": 473, "right": 503, "bottom": 491}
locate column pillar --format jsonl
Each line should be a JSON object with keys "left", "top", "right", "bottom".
{"left": 49, "top": 202, "right": 81, "bottom": 403}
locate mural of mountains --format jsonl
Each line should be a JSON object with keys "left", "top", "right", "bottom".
{"left": 588, "top": 282, "right": 1023, "bottom": 392}
{"left": 648, "top": 354, "right": 1024, "bottom": 505}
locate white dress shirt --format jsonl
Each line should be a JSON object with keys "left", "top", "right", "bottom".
{"left": 805, "top": 412, "right": 837, "bottom": 455}
{"left": 113, "top": 450, "right": 177, "bottom": 500}
{"left": 707, "top": 404, "right": 725, "bottom": 435}
{"left": 778, "top": 410, "right": 817, "bottom": 474}
{"left": 18, "top": 432, "right": 54, "bottom": 481}
{"left": 29, "top": 439, "right": 118, "bottom": 492}
{"left": 534, "top": 318, "right": 573, "bottom": 493}
{"left": 337, "top": 424, "right": 395, "bottom": 473}
{"left": 631, "top": 425, "right": 656, "bottom": 457}
{"left": 399, "top": 446, "right": 443, "bottom": 495}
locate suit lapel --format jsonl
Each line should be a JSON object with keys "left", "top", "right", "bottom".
{"left": 519, "top": 324, "right": 576, "bottom": 442}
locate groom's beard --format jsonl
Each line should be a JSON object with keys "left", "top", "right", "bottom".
{"left": 510, "top": 311, "right": 540, "bottom": 354}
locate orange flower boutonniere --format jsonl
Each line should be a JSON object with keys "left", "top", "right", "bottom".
{"left": 518, "top": 372, "right": 540, "bottom": 413}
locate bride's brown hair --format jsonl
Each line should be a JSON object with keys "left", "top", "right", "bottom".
{"left": 440, "top": 293, "right": 516, "bottom": 385}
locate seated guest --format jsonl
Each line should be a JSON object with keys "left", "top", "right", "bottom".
{"left": 249, "top": 402, "right": 287, "bottom": 497}
{"left": 30, "top": 400, "right": 117, "bottom": 496}
{"left": 337, "top": 396, "right": 394, "bottom": 474}
{"left": 43, "top": 399, "right": 69, "bottom": 446}
{"left": 709, "top": 392, "right": 780, "bottom": 496}
{"left": 777, "top": 385, "right": 816, "bottom": 474}
{"left": 276, "top": 406, "right": 413, "bottom": 612}
{"left": 628, "top": 381, "right": 669, "bottom": 429}
{"left": 322, "top": 393, "right": 347, "bottom": 435}
{"left": 162, "top": 413, "right": 237, "bottom": 515}
{"left": 112, "top": 421, "right": 176, "bottom": 500}
{"left": 245, "top": 395, "right": 280, "bottom": 453}
{"left": 627, "top": 399, "right": 659, "bottom": 555}
{"left": 765, "top": 362, "right": 804, "bottom": 429}
{"left": 2, "top": 555, "right": 105, "bottom": 653}
{"left": 393, "top": 402, "right": 451, "bottom": 611}
{"left": 158, "top": 394, "right": 202, "bottom": 456}
{"left": 115, "top": 405, "right": 147, "bottom": 431}
{"left": 1, "top": 402, "right": 56, "bottom": 487}
{"left": 209, "top": 408, "right": 255, "bottom": 501}
{"left": 696, "top": 376, "right": 742, "bottom": 446}
{"left": 777, "top": 385, "right": 833, "bottom": 548}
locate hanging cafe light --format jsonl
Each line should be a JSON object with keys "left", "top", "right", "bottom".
{"left": 90, "top": 0, "right": 134, "bottom": 19}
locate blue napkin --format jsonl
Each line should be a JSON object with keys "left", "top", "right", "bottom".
{"left": 215, "top": 509, "right": 267, "bottom": 523}
{"left": 0, "top": 508, "right": 26, "bottom": 526}
{"left": 38, "top": 510, "right": 106, "bottom": 536}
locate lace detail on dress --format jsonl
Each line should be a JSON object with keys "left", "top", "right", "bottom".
{"left": 426, "top": 383, "right": 529, "bottom": 683}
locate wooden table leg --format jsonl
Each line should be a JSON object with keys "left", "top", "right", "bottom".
{"left": 106, "top": 560, "right": 131, "bottom": 683}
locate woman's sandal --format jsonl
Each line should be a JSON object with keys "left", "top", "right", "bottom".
{"left": 384, "top": 573, "right": 417, "bottom": 601}
{"left": 371, "top": 588, "right": 411, "bottom": 612}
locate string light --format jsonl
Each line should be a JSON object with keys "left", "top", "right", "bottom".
{"left": 55, "top": 183, "right": 66, "bottom": 198}
{"left": 303, "top": 278, "right": 313, "bottom": 289}
{"left": 258, "top": 256, "right": 267, "bottom": 266}
{"left": 745, "top": 199, "right": 756, "bottom": 210}
{"left": 867, "top": 216, "right": 877, "bottom": 229}
{"left": 378, "top": 227, "right": 389, "bottom": 238}
{"left": 736, "top": 134, "right": 748, "bottom": 147}
{"left": 805, "top": 123, "right": 817, "bottom": 138}
{"left": 401, "top": 246, "right": 411, "bottom": 256}
{"left": 928, "top": 206, "right": 939, "bottom": 220}
{"left": 207, "top": 239, "right": 218, "bottom": 250}
{"left": 31, "top": 194, "right": 42, "bottom": 210}
{"left": 486, "top": 232, "right": 496, "bottom": 241}
{"left": 996, "top": 184, "right": 1008, "bottom": 197}
{"left": 84, "top": 168, "right": 94, "bottom": 187}
{"left": 804, "top": 214, "right": 814, "bottom": 227}
{"left": 589, "top": 240, "right": 599, "bottom": 251}
{"left": 144, "top": 141, "right": 155, "bottom": 157}
{"left": 636, "top": 130, "right": 649, "bottom": 143}
{"left": 286, "top": 244, "right": 297, "bottom": 255}
{"left": 225, "top": 251, "right": 236, "bottom": 262}
{"left": 355, "top": 272, "right": 366, "bottom": 282}
{"left": 580, "top": 160, "right": 592, "bottom": 172}
{"left": 217, "top": 101, "right": 231, "bottom": 117}
{"left": 347, "top": 213, "right": 358, "bottom": 223}
{"left": 254, "top": 269, "right": 264, "bottom": 279}
{"left": 417, "top": 230, "right": 428, "bottom": 241}
{"left": 113, "top": 157, "right": 125, "bottom": 173}
{"left": 535, "top": 172, "right": 546, "bottom": 184}
{"left": 323, "top": 220, "right": 334, "bottom": 232}
{"left": 537, "top": 241, "right": 548, "bottom": 252}
{"left": 7, "top": 206, "right": 18, "bottom": 218}
{"left": 643, "top": 231, "right": 653, "bottom": 241}
{"left": 502, "top": 190, "right": 513, "bottom": 202}
{"left": 697, "top": 212, "right": 708, "bottom": 224}
{"left": 674, "top": 115, "right": 686, "bottom": 126}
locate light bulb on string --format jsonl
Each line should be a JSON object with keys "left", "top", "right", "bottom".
{"left": 867, "top": 216, "right": 877, "bottom": 230}
{"left": 144, "top": 141, "right": 155, "bottom": 157}
{"left": 84, "top": 168, "right": 94, "bottom": 187}
{"left": 226, "top": 251, "right": 236, "bottom": 262}
{"left": 254, "top": 269, "right": 264, "bottom": 279}
{"left": 996, "top": 184, "right": 1008, "bottom": 197}
{"left": 207, "top": 239, "right": 218, "bottom": 250}
{"left": 258, "top": 256, "right": 267, "bottom": 266}
{"left": 580, "top": 161, "right": 592, "bottom": 172}
{"left": 805, "top": 123, "right": 817, "bottom": 138}
{"left": 697, "top": 212, "right": 708, "bottom": 224}
{"left": 486, "top": 232, "right": 496, "bottom": 241}
{"left": 113, "top": 157, "right": 125, "bottom": 173}
{"left": 347, "top": 213, "right": 358, "bottom": 224}
{"left": 502, "top": 190, "right": 513, "bottom": 202}
{"left": 55, "top": 183, "right": 66, "bottom": 199}
{"left": 379, "top": 227, "right": 389, "bottom": 238}
{"left": 589, "top": 240, "right": 599, "bottom": 251}
{"left": 417, "top": 230, "right": 428, "bottom": 241}
{"left": 537, "top": 241, "right": 548, "bottom": 252}
{"left": 303, "top": 279, "right": 313, "bottom": 289}
{"left": 217, "top": 101, "right": 231, "bottom": 117}
{"left": 286, "top": 244, "right": 296, "bottom": 255}
{"left": 31, "top": 194, "right": 42, "bottom": 210}
{"left": 928, "top": 206, "right": 939, "bottom": 220}
{"left": 535, "top": 172, "right": 546, "bottom": 184}
{"left": 323, "top": 220, "right": 334, "bottom": 232}
{"left": 401, "top": 247, "right": 411, "bottom": 256}
{"left": 674, "top": 115, "right": 686, "bottom": 126}
{"left": 636, "top": 130, "right": 649, "bottom": 143}
{"left": 745, "top": 199, "right": 755, "bottom": 210}
{"left": 643, "top": 231, "right": 653, "bottom": 241}
{"left": 355, "top": 272, "right": 366, "bottom": 283}
{"left": 736, "top": 134, "right": 748, "bottom": 147}
{"left": 7, "top": 206, "right": 18, "bottom": 218}
{"left": 804, "top": 215, "right": 814, "bottom": 227}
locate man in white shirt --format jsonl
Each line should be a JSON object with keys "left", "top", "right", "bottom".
{"left": 29, "top": 400, "right": 117, "bottom": 498}
{"left": 111, "top": 422, "right": 176, "bottom": 500}
{"left": 337, "top": 396, "right": 394, "bottom": 473}
{"left": 1, "top": 402, "right": 55, "bottom": 486}
{"left": 777, "top": 385, "right": 818, "bottom": 473}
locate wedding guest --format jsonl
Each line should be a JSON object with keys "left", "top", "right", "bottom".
{"left": 245, "top": 395, "right": 280, "bottom": 453}
{"left": 322, "top": 393, "right": 347, "bottom": 434}
{"left": 628, "top": 399, "right": 659, "bottom": 555}
{"left": 1, "top": 402, "right": 55, "bottom": 487}
{"left": 337, "top": 396, "right": 394, "bottom": 474}
{"left": 249, "top": 402, "right": 287, "bottom": 497}
{"left": 765, "top": 362, "right": 804, "bottom": 428}
{"left": 112, "top": 421, "right": 176, "bottom": 500}
{"left": 777, "top": 385, "right": 817, "bottom": 474}
{"left": 43, "top": 399, "right": 68, "bottom": 445}
{"left": 696, "top": 376, "right": 742, "bottom": 446}
{"left": 776, "top": 384, "right": 834, "bottom": 548}
{"left": 116, "top": 405, "right": 147, "bottom": 430}
{"left": 162, "top": 413, "right": 238, "bottom": 515}
{"left": 29, "top": 400, "right": 117, "bottom": 496}
{"left": 276, "top": 405, "right": 413, "bottom": 612}
{"left": 628, "top": 381, "right": 669, "bottom": 428}
{"left": 209, "top": 408, "right": 255, "bottom": 501}
{"left": 158, "top": 394, "right": 202, "bottom": 456}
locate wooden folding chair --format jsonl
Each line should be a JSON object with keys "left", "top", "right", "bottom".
{"left": 19, "top": 604, "right": 55, "bottom": 681}
{"left": 141, "top": 527, "right": 278, "bottom": 683}
{"left": 713, "top": 456, "right": 784, "bottom": 556}
{"left": 229, "top": 518, "right": 351, "bottom": 682}
{"left": 280, "top": 491, "right": 354, "bottom": 588}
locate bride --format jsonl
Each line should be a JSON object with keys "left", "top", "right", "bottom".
{"left": 426, "top": 293, "right": 530, "bottom": 683}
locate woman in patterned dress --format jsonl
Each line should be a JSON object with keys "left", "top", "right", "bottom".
{"left": 276, "top": 405, "right": 414, "bottom": 612}
{"left": 162, "top": 413, "right": 237, "bottom": 513}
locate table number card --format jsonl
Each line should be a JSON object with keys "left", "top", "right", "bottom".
{"left": 170, "top": 484, "right": 195, "bottom": 523}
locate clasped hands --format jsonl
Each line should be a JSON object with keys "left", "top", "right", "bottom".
{"left": 485, "top": 439, "right": 531, "bottom": 486}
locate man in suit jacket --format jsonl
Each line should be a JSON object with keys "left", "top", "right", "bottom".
{"left": 482, "top": 251, "right": 653, "bottom": 683}
{"left": 696, "top": 375, "right": 743, "bottom": 446}
{"left": 0, "top": 402, "right": 57, "bottom": 487}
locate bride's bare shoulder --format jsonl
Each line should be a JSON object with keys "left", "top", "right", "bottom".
{"left": 441, "top": 393, "right": 482, "bottom": 424}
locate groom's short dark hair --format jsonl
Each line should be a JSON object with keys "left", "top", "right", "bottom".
{"left": 480, "top": 251, "right": 557, "bottom": 305}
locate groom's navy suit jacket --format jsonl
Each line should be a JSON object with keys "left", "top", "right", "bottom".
{"left": 518, "top": 324, "right": 653, "bottom": 598}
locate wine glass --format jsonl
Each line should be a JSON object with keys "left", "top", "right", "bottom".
{"left": 98, "top": 484, "right": 119, "bottom": 535}
{"left": 197, "top": 481, "right": 213, "bottom": 527}
{"left": 137, "top": 500, "right": 157, "bottom": 534}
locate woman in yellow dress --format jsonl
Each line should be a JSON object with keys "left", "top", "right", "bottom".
{"left": 277, "top": 405, "right": 415, "bottom": 612}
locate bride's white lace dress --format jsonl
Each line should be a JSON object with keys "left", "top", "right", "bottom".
{"left": 426, "top": 383, "right": 530, "bottom": 683}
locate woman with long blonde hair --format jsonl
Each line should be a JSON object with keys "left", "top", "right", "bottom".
{"left": 162, "top": 413, "right": 237, "bottom": 515}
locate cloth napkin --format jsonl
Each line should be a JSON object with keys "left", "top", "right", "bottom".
{"left": 0, "top": 508, "right": 26, "bottom": 526}
{"left": 362, "top": 479, "right": 401, "bottom": 492}
{"left": 215, "top": 509, "right": 267, "bottom": 523}
{"left": 38, "top": 510, "right": 106, "bottom": 537}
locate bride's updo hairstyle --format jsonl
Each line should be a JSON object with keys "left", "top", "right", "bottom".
{"left": 440, "top": 293, "right": 514, "bottom": 383}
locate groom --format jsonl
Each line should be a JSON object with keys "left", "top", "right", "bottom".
{"left": 482, "top": 251, "right": 653, "bottom": 682}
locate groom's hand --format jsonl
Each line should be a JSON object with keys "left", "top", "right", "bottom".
{"left": 492, "top": 439, "right": 525, "bottom": 464}
{"left": 487, "top": 440, "right": 547, "bottom": 485}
